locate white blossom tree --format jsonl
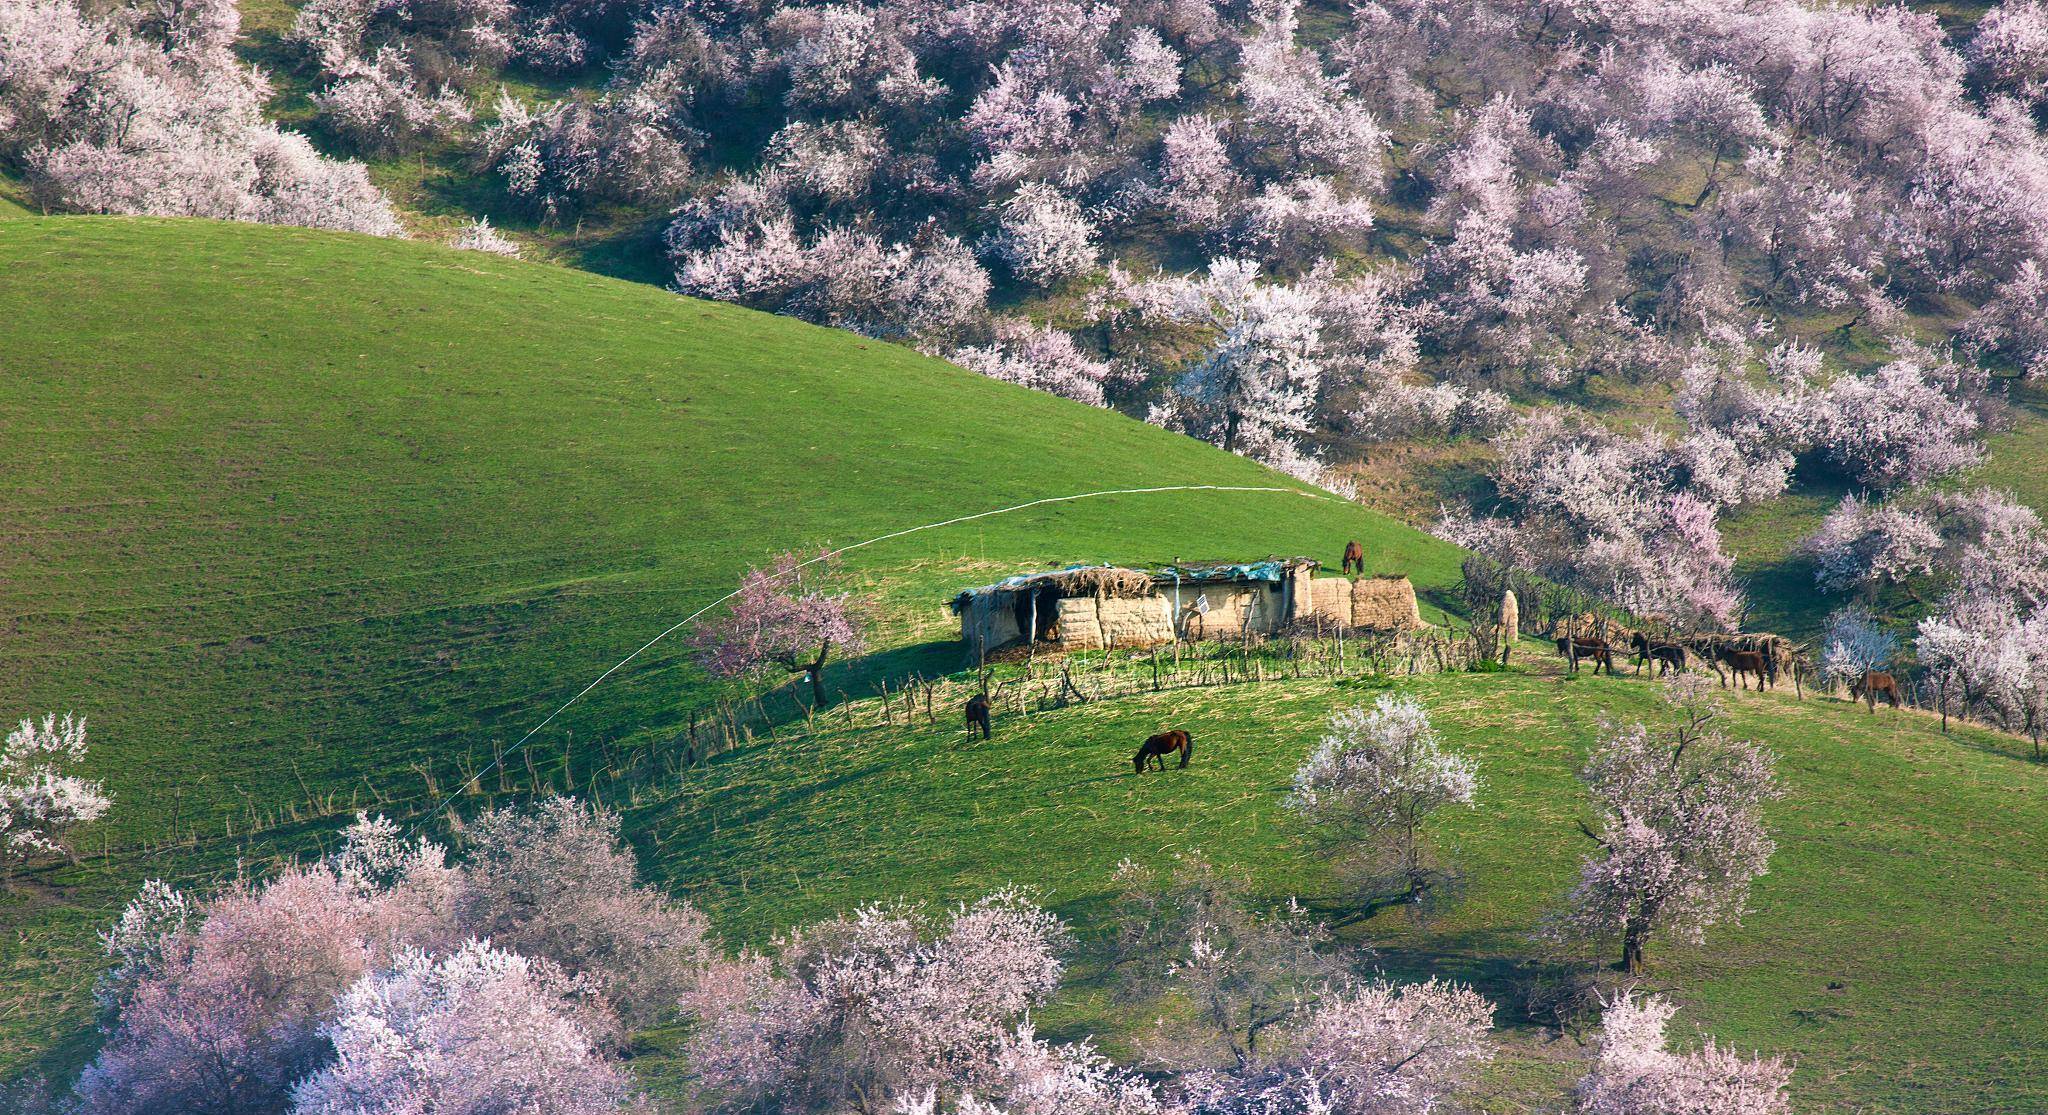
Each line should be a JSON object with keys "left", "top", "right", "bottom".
{"left": 450, "top": 216, "right": 520, "bottom": 256}
{"left": 1286, "top": 696, "right": 1479, "bottom": 902}
{"left": 1558, "top": 677, "right": 1781, "bottom": 973}
{"left": 893, "top": 1026, "right": 1169, "bottom": 1115}
{"left": 1820, "top": 605, "right": 1898, "bottom": 689}
{"left": 1575, "top": 993, "right": 1791, "bottom": 1114}
{"left": 1803, "top": 495, "right": 1942, "bottom": 595}
{"left": 986, "top": 182, "right": 1099, "bottom": 287}
{"left": 1, "top": 713, "right": 111, "bottom": 890}
{"left": 1108, "top": 853, "right": 1353, "bottom": 1071}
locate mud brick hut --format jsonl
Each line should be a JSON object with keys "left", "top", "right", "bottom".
{"left": 950, "top": 559, "right": 1421, "bottom": 656}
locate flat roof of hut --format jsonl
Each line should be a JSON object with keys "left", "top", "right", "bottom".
{"left": 949, "top": 559, "right": 1325, "bottom": 655}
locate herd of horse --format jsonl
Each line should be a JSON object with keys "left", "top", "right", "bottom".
{"left": 1555, "top": 631, "right": 1778, "bottom": 690}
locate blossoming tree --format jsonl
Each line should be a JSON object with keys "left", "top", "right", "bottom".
{"left": 691, "top": 551, "right": 866, "bottom": 707}
{"left": 1558, "top": 677, "right": 1781, "bottom": 973}
{"left": 1285, "top": 696, "right": 1479, "bottom": 903}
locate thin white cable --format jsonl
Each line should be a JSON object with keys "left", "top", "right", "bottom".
{"left": 448, "top": 483, "right": 1333, "bottom": 804}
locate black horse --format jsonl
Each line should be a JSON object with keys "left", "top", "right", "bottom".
{"left": 1630, "top": 633, "right": 1687, "bottom": 676}
{"left": 1134, "top": 730, "right": 1193, "bottom": 772}
{"left": 964, "top": 693, "right": 993, "bottom": 739}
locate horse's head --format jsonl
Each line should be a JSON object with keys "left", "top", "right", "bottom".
{"left": 1132, "top": 749, "right": 1148, "bottom": 774}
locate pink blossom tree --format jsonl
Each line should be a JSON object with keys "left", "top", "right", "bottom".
{"left": 0, "top": 713, "right": 111, "bottom": 890}
{"left": 0, "top": 0, "right": 402, "bottom": 234}
{"left": 288, "top": 940, "right": 633, "bottom": 1115}
{"left": 1974, "top": 1, "right": 2048, "bottom": 107}
{"left": 1285, "top": 696, "right": 1479, "bottom": 902}
{"left": 74, "top": 865, "right": 406, "bottom": 1113}
{"left": 950, "top": 318, "right": 1116, "bottom": 406}
{"left": 684, "top": 890, "right": 1069, "bottom": 1113}
{"left": 691, "top": 551, "right": 866, "bottom": 707}
{"left": 1557, "top": 677, "right": 1780, "bottom": 973}
{"left": 1575, "top": 993, "right": 1791, "bottom": 1114}
{"left": 1107, "top": 853, "right": 1352, "bottom": 1071}
{"left": 455, "top": 796, "right": 713, "bottom": 1028}
{"left": 1802, "top": 495, "right": 1942, "bottom": 596}
{"left": 1180, "top": 977, "right": 1495, "bottom": 1115}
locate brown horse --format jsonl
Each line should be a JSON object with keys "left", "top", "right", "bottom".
{"left": 1718, "top": 648, "right": 1771, "bottom": 691}
{"left": 1629, "top": 632, "right": 1686, "bottom": 676}
{"left": 1849, "top": 671, "right": 1901, "bottom": 711}
{"left": 1134, "top": 730, "right": 1194, "bottom": 772}
{"left": 1557, "top": 635, "right": 1617, "bottom": 675}
{"left": 964, "top": 693, "right": 993, "bottom": 739}
{"left": 1342, "top": 540, "right": 1364, "bottom": 575}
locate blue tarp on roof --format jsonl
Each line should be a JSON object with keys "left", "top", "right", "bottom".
{"left": 1159, "top": 560, "right": 1294, "bottom": 583}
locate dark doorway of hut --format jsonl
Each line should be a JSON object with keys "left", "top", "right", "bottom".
{"left": 1013, "top": 585, "right": 1060, "bottom": 656}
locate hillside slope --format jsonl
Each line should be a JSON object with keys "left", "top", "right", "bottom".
{"left": 0, "top": 216, "right": 1463, "bottom": 1073}
{"left": 644, "top": 671, "right": 2047, "bottom": 1113}
{"left": 3, "top": 218, "right": 2044, "bottom": 1114}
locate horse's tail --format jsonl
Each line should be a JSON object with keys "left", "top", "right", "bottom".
{"left": 1180, "top": 733, "right": 1194, "bottom": 769}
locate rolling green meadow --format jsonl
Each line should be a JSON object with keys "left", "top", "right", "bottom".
{"left": 3, "top": 216, "right": 2046, "bottom": 1111}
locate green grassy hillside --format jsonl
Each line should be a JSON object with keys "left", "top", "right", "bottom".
{"left": 3, "top": 217, "right": 2044, "bottom": 1113}
{"left": 0, "top": 217, "right": 1462, "bottom": 1076}
{"left": 646, "top": 671, "right": 2047, "bottom": 1112}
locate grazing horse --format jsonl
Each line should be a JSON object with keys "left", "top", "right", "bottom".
{"left": 964, "top": 693, "right": 993, "bottom": 739}
{"left": 1134, "top": 730, "right": 1194, "bottom": 773}
{"left": 1849, "top": 671, "right": 1901, "bottom": 711}
{"left": 1556, "top": 635, "right": 1617, "bottom": 675}
{"left": 1342, "top": 540, "right": 1365, "bottom": 575}
{"left": 1719, "top": 648, "right": 1771, "bottom": 691}
{"left": 1630, "top": 633, "right": 1687, "bottom": 676}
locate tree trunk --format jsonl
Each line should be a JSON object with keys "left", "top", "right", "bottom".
{"left": 1620, "top": 910, "right": 1654, "bottom": 973}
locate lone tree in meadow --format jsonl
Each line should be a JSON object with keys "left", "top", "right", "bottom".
{"left": 1575, "top": 992, "right": 1791, "bottom": 1114}
{"left": 692, "top": 551, "right": 866, "bottom": 707}
{"left": 1285, "top": 696, "right": 1479, "bottom": 904}
{"left": 1, "top": 713, "right": 111, "bottom": 890}
{"left": 1558, "top": 676, "right": 1780, "bottom": 973}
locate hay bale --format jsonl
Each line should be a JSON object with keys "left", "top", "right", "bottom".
{"left": 1351, "top": 575, "right": 1422, "bottom": 631}
{"left": 1309, "top": 578, "right": 1353, "bottom": 626}
{"left": 1054, "top": 596, "right": 1103, "bottom": 651}
{"left": 1097, "top": 596, "right": 1174, "bottom": 648}
{"left": 1501, "top": 589, "right": 1519, "bottom": 645}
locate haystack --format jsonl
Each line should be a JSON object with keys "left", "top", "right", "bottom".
{"left": 1351, "top": 575, "right": 1421, "bottom": 630}
{"left": 1097, "top": 596, "right": 1175, "bottom": 647}
{"left": 1043, "top": 566, "right": 1155, "bottom": 599}
{"left": 1054, "top": 596, "right": 1105, "bottom": 651}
